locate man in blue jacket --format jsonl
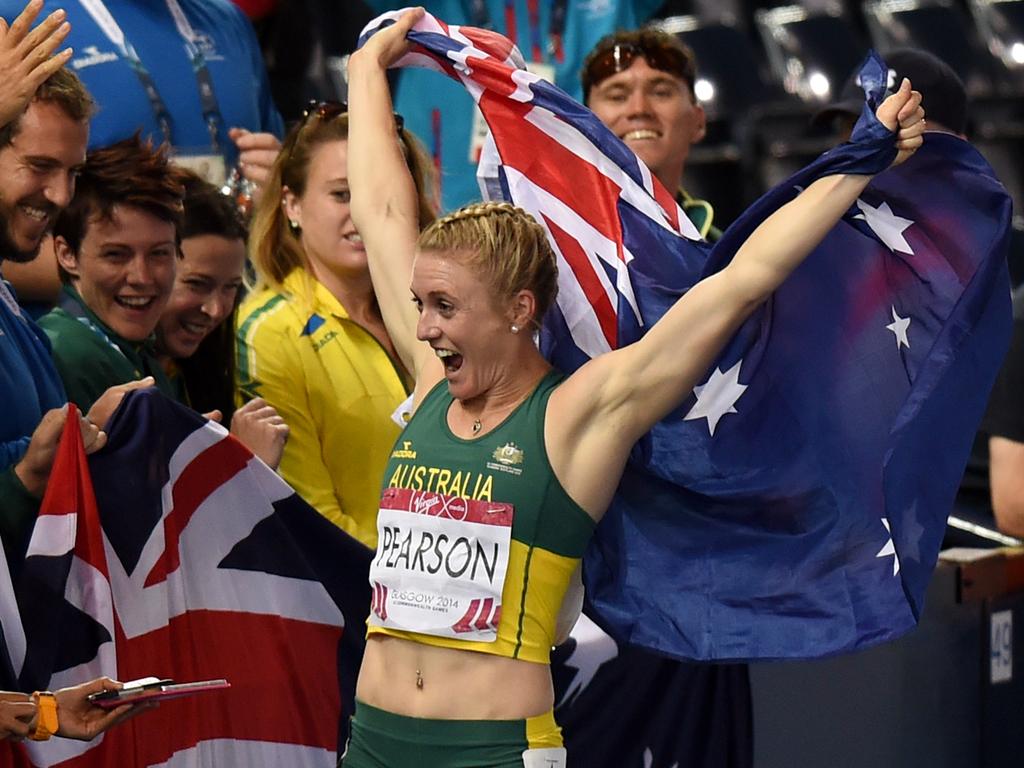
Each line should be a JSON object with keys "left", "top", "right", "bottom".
{"left": 0, "top": 2, "right": 144, "bottom": 569}
{"left": 0, "top": 0, "right": 284, "bottom": 183}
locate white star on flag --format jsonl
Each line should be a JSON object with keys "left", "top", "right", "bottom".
{"left": 854, "top": 199, "right": 915, "bottom": 254}
{"left": 684, "top": 360, "right": 747, "bottom": 436}
{"left": 876, "top": 518, "right": 900, "bottom": 576}
{"left": 643, "top": 748, "right": 679, "bottom": 768}
{"left": 886, "top": 306, "right": 911, "bottom": 349}
{"left": 556, "top": 613, "right": 618, "bottom": 708}
{"left": 901, "top": 501, "right": 924, "bottom": 563}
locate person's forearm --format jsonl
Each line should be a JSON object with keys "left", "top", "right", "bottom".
{"left": 725, "top": 79, "right": 923, "bottom": 305}
{"left": 0, "top": 465, "right": 41, "bottom": 558}
{"left": 989, "top": 436, "right": 1024, "bottom": 538}
{"left": 347, "top": 49, "right": 424, "bottom": 375}
{"left": 13, "top": 454, "right": 46, "bottom": 498}
{"left": 992, "top": 502, "right": 1024, "bottom": 539}
{"left": 598, "top": 170, "right": 877, "bottom": 441}
{"left": 726, "top": 173, "right": 872, "bottom": 306}
{"left": 347, "top": 49, "right": 419, "bottom": 226}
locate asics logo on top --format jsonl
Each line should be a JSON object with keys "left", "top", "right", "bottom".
{"left": 71, "top": 45, "right": 118, "bottom": 70}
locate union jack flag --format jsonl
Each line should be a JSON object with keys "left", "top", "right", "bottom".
{"left": 360, "top": 10, "right": 706, "bottom": 361}
{"left": 361, "top": 13, "right": 1013, "bottom": 660}
{"left": 5, "top": 392, "right": 371, "bottom": 766}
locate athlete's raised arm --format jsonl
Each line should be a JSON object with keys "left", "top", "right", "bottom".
{"left": 548, "top": 80, "right": 925, "bottom": 514}
{"left": 348, "top": 7, "right": 443, "bottom": 400}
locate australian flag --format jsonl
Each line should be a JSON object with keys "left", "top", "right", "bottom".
{"left": 361, "top": 11, "right": 1014, "bottom": 660}
{"left": 6, "top": 392, "right": 372, "bottom": 766}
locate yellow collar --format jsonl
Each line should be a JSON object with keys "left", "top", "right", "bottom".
{"left": 282, "top": 268, "right": 351, "bottom": 321}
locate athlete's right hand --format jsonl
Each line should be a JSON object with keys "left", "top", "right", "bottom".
{"left": 356, "top": 6, "right": 424, "bottom": 69}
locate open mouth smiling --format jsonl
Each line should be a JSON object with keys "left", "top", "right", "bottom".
{"left": 622, "top": 129, "right": 661, "bottom": 141}
{"left": 115, "top": 295, "right": 157, "bottom": 311}
{"left": 435, "top": 347, "right": 464, "bottom": 372}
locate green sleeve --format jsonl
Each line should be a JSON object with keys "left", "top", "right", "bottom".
{"left": 48, "top": 351, "right": 113, "bottom": 414}
{"left": 0, "top": 465, "right": 40, "bottom": 568}
{"left": 39, "top": 312, "right": 130, "bottom": 413}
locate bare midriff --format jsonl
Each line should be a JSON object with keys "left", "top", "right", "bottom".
{"left": 356, "top": 634, "right": 554, "bottom": 719}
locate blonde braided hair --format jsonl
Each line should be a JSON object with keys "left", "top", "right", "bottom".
{"left": 431, "top": 201, "right": 522, "bottom": 226}
{"left": 418, "top": 201, "right": 559, "bottom": 323}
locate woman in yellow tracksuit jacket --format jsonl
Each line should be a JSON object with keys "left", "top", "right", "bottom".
{"left": 237, "top": 105, "right": 435, "bottom": 547}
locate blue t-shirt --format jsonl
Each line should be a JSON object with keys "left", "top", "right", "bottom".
{"left": 0, "top": 0, "right": 283, "bottom": 166}
{"left": 0, "top": 275, "right": 65, "bottom": 472}
{"left": 366, "top": 0, "right": 662, "bottom": 211}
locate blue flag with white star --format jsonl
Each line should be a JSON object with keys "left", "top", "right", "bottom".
{"left": 366, "top": 11, "right": 1014, "bottom": 660}
{"left": 576, "top": 61, "right": 1013, "bottom": 660}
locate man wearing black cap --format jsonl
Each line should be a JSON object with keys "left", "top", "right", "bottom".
{"left": 813, "top": 47, "right": 968, "bottom": 138}
{"left": 582, "top": 28, "right": 722, "bottom": 241}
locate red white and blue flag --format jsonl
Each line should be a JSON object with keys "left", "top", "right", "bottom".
{"left": 360, "top": 13, "right": 1014, "bottom": 660}
{"left": 6, "top": 392, "right": 371, "bottom": 766}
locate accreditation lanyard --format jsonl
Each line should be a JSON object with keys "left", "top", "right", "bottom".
{"left": 61, "top": 289, "right": 134, "bottom": 367}
{"left": 77, "top": 0, "right": 224, "bottom": 154}
{"left": 467, "top": 0, "right": 567, "bottom": 63}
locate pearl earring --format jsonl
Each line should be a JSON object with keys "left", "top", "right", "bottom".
{"left": 510, "top": 324, "right": 519, "bottom": 334}
{"left": 288, "top": 219, "right": 300, "bottom": 231}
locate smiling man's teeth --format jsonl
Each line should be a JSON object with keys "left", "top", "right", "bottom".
{"left": 435, "top": 349, "right": 455, "bottom": 359}
{"left": 182, "top": 321, "right": 207, "bottom": 334}
{"left": 20, "top": 205, "right": 48, "bottom": 221}
{"left": 623, "top": 129, "right": 660, "bottom": 140}
{"left": 117, "top": 296, "right": 152, "bottom": 308}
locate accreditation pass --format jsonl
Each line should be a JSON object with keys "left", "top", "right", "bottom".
{"left": 368, "top": 487, "right": 514, "bottom": 642}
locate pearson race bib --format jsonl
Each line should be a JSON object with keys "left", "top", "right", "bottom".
{"left": 368, "top": 488, "right": 514, "bottom": 642}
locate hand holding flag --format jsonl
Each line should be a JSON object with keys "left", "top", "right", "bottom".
{"left": 877, "top": 77, "right": 925, "bottom": 164}
{"left": 358, "top": 5, "right": 423, "bottom": 67}
{"left": 13, "top": 406, "right": 104, "bottom": 498}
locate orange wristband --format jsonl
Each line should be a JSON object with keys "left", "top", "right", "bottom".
{"left": 29, "top": 691, "right": 58, "bottom": 741}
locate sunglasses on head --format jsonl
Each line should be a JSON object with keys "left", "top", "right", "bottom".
{"left": 299, "top": 100, "right": 405, "bottom": 132}
{"left": 584, "top": 39, "right": 694, "bottom": 94}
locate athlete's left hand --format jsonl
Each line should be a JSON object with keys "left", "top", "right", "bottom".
{"left": 876, "top": 77, "right": 925, "bottom": 167}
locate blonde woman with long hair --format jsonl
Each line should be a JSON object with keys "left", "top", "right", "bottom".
{"left": 237, "top": 102, "right": 436, "bottom": 547}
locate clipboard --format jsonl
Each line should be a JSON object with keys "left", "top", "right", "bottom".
{"left": 88, "top": 677, "right": 230, "bottom": 709}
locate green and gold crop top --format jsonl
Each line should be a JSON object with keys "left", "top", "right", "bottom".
{"left": 366, "top": 370, "right": 595, "bottom": 664}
